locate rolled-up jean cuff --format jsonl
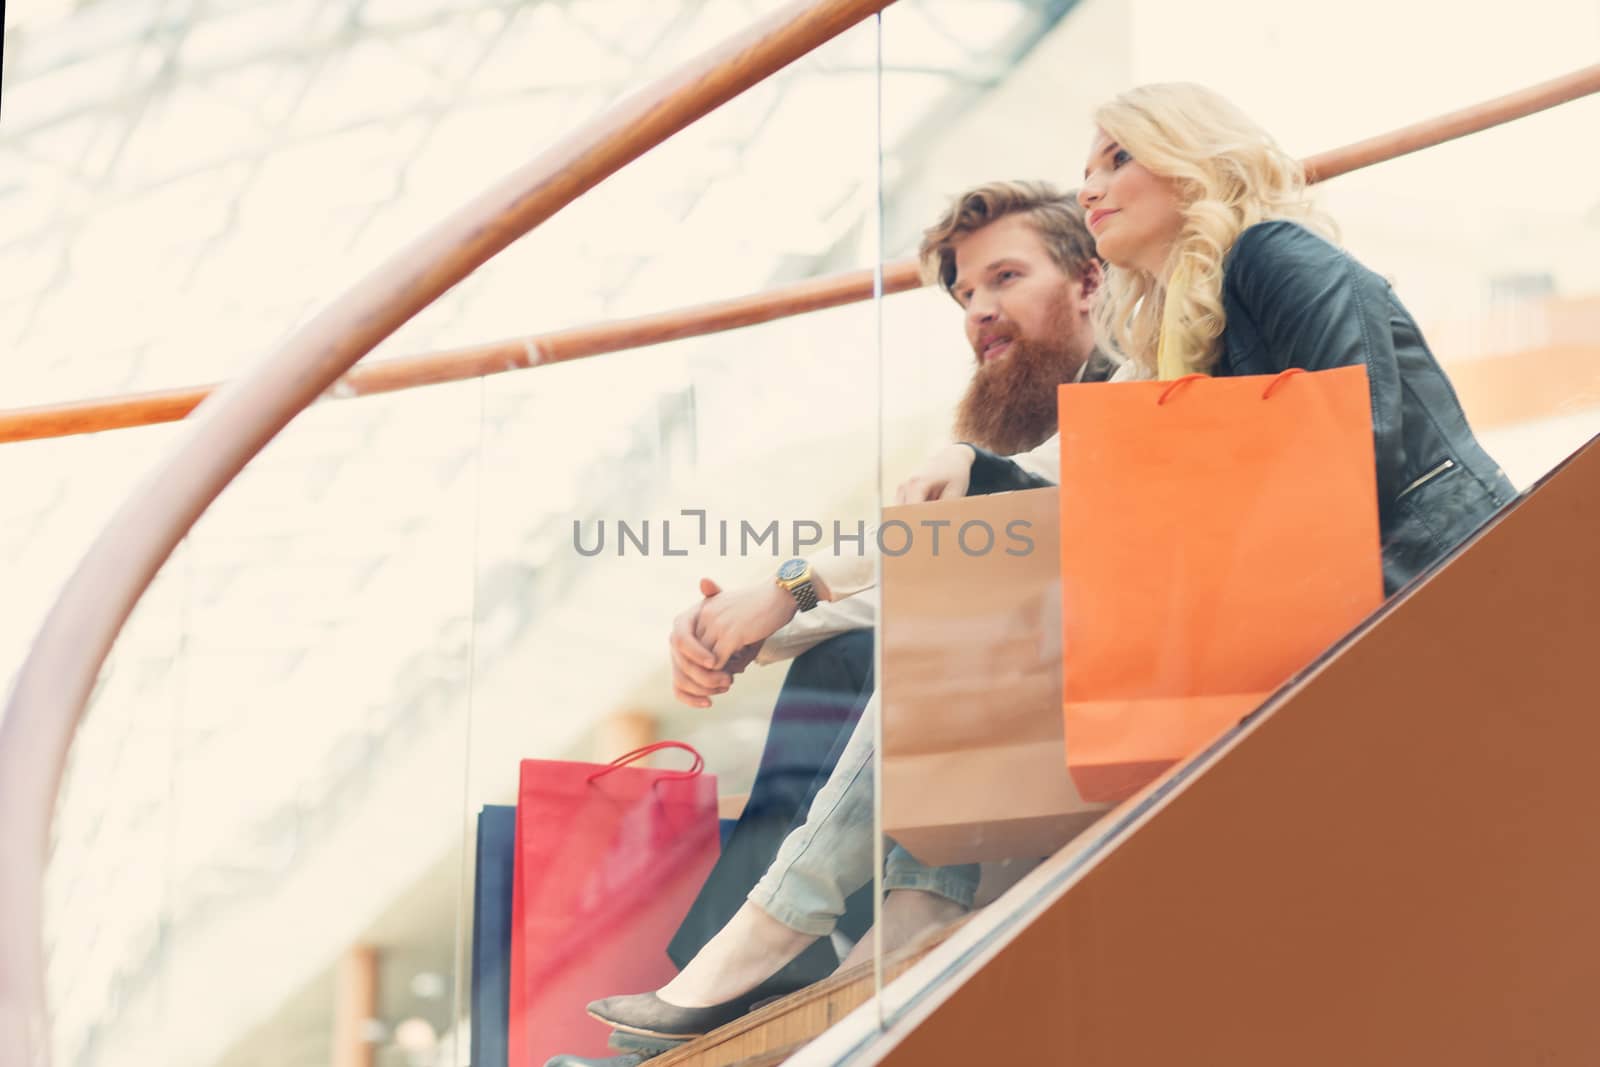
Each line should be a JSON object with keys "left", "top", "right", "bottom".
{"left": 883, "top": 861, "right": 979, "bottom": 909}
{"left": 746, "top": 886, "right": 840, "bottom": 937}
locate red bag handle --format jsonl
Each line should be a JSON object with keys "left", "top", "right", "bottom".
{"left": 586, "top": 740, "right": 705, "bottom": 783}
{"left": 1156, "top": 368, "right": 1308, "bottom": 406}
{"left": 1157, "top": 374, "right": 1208, "bottom": 405}
{"left": 1261, "top": 367, "right": 1307, "bottom": 399}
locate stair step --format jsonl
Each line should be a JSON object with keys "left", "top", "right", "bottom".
{"left": 723, "top": 1044, "right": 808, "bottom": 1067}
{"left": 649, "top": 918, "right": 968, "bottom": 1067}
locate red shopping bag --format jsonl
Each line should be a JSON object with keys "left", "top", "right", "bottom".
{"left": 1058, "top": 367, "right": 1383, "bottom": 804}
{"left": 507, "top": 742, "right": 719, "bottom": 1065}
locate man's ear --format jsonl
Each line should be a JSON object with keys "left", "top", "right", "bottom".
{"left": 1078, "top": 261, "right": 1104, "bottom": 298}
{"left": 1073, "top": 261, "right": 1104, "bottom": 316}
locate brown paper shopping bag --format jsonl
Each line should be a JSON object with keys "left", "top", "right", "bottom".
{"left": 881, "top": 487, "right": 1111, "bottom": 867}
{"left": 1058, "top": 366, "right": 1384, "bottom": 805}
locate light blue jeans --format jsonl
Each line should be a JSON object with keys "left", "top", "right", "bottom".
{"left": 747, "top": 692, "right": 980, "bottom": 936}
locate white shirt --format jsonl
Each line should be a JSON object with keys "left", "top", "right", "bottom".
{"left": 757, "top": 356, "right": 1145, "bottom": 664}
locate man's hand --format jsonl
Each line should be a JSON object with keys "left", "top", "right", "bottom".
{"left": 895, "top": 443, "right": 977, "bottom": 504}
{"left": 695, "top": 576, "right": 798, "bottom": 674}
{"left": 668, "top": 577, "right": 790, "bottom": 707}
{"left": 669, "top": 578, "right": 735, "bottom": 708}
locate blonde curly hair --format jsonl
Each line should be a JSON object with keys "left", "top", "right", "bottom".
{"left": 1091, "top": 83, "right": 1336, "bottom": 376}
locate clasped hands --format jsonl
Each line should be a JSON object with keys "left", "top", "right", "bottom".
{"left": 670, "top": 577, "right": 795, "bottom": 708}
{"left": 669, "top": 444, "right": 977, "bottom": 708}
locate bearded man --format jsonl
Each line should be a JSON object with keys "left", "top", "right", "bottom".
{"left": 546, "top": 184, "right": 1111, "bottom": 1064}
{"left": 644, "top": 180, "right": 1111, "bottom": 1014}
{"left": 679, "top": 180, "right": 1111, "bottom": 699}
{"left": 945, "top": 184, "right": 1113, "bottom": 458}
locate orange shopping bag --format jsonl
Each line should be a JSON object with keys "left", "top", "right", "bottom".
{"left": 1057, "top": 366, "right": 1383, "bottom": 804}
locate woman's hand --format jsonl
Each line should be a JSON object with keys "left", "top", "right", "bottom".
{"left": 895, "top": 444, "right": 977, "bottom": 504}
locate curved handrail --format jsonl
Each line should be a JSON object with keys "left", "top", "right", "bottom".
{"left": 3, "top": 63, "right": 1598, "bottom": 447}
{"left": 0, "top": 0, "right": 895, "bottom": 1058}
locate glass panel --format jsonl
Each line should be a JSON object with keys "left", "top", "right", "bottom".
{"left": 464, "top": 300, "right": 883, "bottom": 1063}
{"left": 460, "top": 24, "right": 889, "bottom": 1062}
{"left": 38, "top": 387, "right": 483, "bottom": 1067}
{"left": 3, "top": 426, "right": 191, "bottom": 1067}
{"left": 187, "top": 385, "right": 483, "bottom": 1067}
{"left": 6, "top": 0, "right": 1046, "bottom": 1061}
{"left": 871, "top": 0, "right": 1599, "bottom": 1032}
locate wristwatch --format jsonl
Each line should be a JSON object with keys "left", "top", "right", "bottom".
{"left": 776, "top": 558, "right": 820, "bottom": 613}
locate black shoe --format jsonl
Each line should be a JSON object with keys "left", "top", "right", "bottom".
{"left": 542, "top": 1054, "right": 649, "bottom": 1067}
{"left": 586, "top": 989, "right": 768, "bottom": 1040}
{"left": 609, "top": 1029, "right": 687, "bottom": 1056}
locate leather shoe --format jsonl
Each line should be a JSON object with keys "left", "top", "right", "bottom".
{"left": 587, "top": 989, "right": 768, "bottom": 1039}
{"left": 609, "top": 1029, "right": 687, "bottom": 1055}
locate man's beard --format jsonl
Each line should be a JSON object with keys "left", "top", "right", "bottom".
{"left": 954, "top": 317, "right": 1087, "bottom": 456}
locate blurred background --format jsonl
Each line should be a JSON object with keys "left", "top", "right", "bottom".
{"left": 2, "top": 0, "right": 1596, "bottom": 1063}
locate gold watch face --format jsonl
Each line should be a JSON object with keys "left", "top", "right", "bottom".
{"left": 777, "top": 558, "right": 808, "bottom": 583}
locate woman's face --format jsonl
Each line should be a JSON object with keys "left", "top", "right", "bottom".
{"left": 1078, "top": 129, "right": 1186, "bottom": 278}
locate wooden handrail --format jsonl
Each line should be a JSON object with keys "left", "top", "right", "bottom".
{"left": 0, "top": 0, "right": 895, "bottom": 1058}
{"left": 0, "top": 260, "right": 925, "bottom": 445}
{"left": 3, "top": 63, "right": 1597, "bottom": 446}
{"left": 1302, "top": 63, "right": 1600, "bottom": 183}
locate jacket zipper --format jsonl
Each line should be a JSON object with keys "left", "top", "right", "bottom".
{"left": 1398, "top": 458, "right": 1456, "bottom": 499}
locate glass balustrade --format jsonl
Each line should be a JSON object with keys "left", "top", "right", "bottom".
{"left": 869, "top": 0, "right": 1599, "bottom": 1037}
{"left": 7, "top": 0, "right": 1599, "bottom": 1063}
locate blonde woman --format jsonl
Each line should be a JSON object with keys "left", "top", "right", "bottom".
{"left": 914, "top": 82, "right": 1515, "bottom": 594}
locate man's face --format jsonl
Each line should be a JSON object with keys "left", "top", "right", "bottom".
{"left": 948, "top": 214, "right": 1098, "bottom": 455}
{"left": 950, "top": 213, "right": 1093, "bottom": 368}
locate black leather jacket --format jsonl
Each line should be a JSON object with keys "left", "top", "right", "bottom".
{"left": 969, "top": 220, "right": 1517, "bottom": 595}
